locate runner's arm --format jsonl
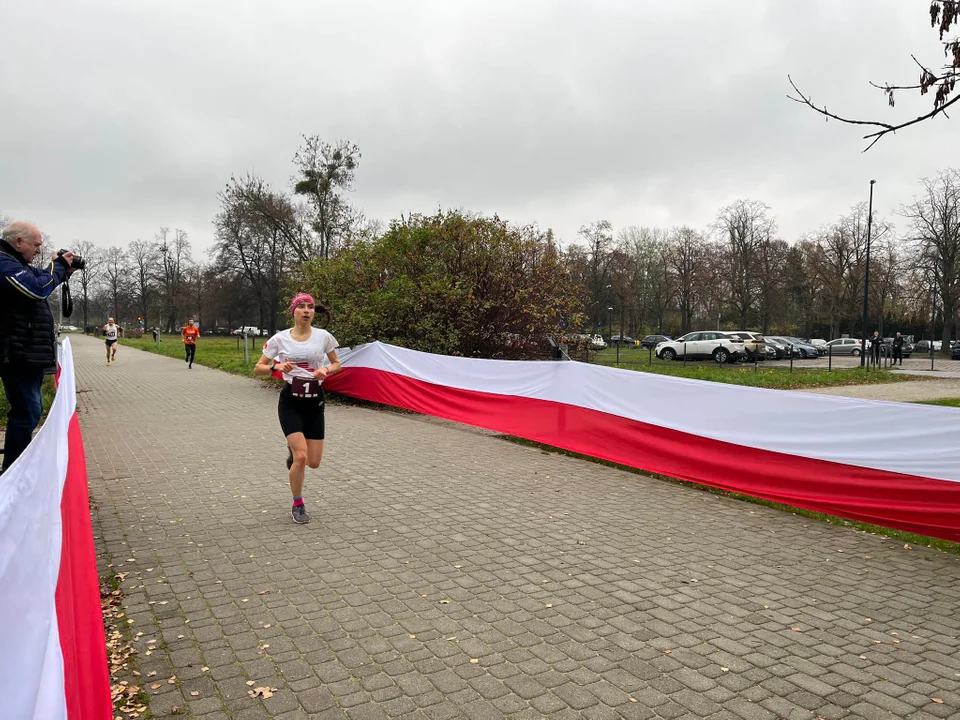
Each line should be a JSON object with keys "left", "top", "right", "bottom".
{"left": 317, "top": 349, "right": 342, "bottom": 377}
{"left": 254, "top": 354, "right": 294, "bottom": 376}
{"left": 253, "top": 354, "right": 274, "bottom": 376}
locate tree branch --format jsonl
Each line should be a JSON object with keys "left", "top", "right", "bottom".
{"left": 787, "top": 74, "right": 960, "bottom": 151}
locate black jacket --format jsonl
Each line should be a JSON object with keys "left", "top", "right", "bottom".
{"left": 893, "top": 336, "right": 905, "bottom": 349}
{"left": 0, "top": 240, "right": 70, "bottom": 371}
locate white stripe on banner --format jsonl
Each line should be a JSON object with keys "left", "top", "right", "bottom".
{"left": 0, "top": 341, "right": 76, "bottom": 720}
{"left": 336, "top": 342, "right": 960, "bottom": 483}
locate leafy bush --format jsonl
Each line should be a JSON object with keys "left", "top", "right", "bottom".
{"left": 300, "top": 211, "right": 586, "bottom": 358}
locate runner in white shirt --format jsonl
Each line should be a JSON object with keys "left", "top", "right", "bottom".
{"left": 103, "top": 318, "right": 121, "bottom": 365}
{"left": 254, "top": 293, "right": 341, "bottom": 524}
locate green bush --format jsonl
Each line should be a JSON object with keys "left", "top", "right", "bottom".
{"left": 299, "top": 211, "right": 585, "bottom": 358}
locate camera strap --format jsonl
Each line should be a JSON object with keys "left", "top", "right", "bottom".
{"left": 61, "top": 282, "right": 74, "bottom": 318}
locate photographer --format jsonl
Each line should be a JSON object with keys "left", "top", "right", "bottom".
{"left": 0, "top": 221, "right": 79, "bottom": 473}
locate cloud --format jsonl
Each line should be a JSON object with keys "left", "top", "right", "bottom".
{"left": 1, "top": 0, "right": 954, "bottom": 254}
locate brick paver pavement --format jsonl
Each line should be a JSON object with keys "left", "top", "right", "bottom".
{"left": 75, "top": 335, "right": 960, "bottom": 720}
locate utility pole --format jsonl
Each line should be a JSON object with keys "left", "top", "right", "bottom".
{"left": 860, "top": 179, "right": 876, "bottom": 367}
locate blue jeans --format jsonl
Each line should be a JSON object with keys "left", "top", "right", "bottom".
{"left": 1, "top": 370, "right": 45, "bottom": 472}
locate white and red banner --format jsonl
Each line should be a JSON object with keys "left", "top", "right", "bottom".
{"left": 0, "top": 339, "right": 112, "bottom": 719}
{"left": 326, "top": 342, "right": 960, "bottom": 542}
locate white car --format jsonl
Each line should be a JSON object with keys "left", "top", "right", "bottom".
{"left": 232, "top": 326, "right": 262, "bottom": 336}
{"left": 590, "top": 334, "right": 607, "bottom": 350}
{"left": 655, "top": 331, "right": 746, "bottom": 364}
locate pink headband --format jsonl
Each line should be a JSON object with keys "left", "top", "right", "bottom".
{"left": 289, "top": 293, "right": 315, "bottom": 316}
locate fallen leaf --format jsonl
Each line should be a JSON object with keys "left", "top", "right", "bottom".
{"left": 438, "top": 600, "right": 449, "bottom": 605}
{"left": 721, "top": 667, "right": 729, "bottom": 672}
{"left": 408, "top": 634, "right": 416, "bottom": 638}
{"left": 167, "top": 676, "right": 177, "bottom": 684}
{"left": 190, "top": 691, "right": 199, "bottom": 697}
{"left": 933, "top": 698, "right": 944, "bottom": 704}
{"left": 201, "top": 667, "right": 209, "bottom": 672}
{"left": 246, "top": 681, "right": 256, "bottom": 686}
{"left": 545, "top": 604, "right": 553, "bottom": 608}
{"left": 630, "top": 697, "right": 637, "bottom": 702}
{"left": 151, "top": 684, "right": 161, "bottom": 690}
{"left": 792, "top": 627, "right": 802, "bottom": 632}
{"left": 454, "top": 565, "right": 463, "bottom": 569}
{"left": 263, "top": 624, "right": 271, "bottom": 629}
{"left": 470, "top": 658, "right": 479, "bottom": 664}
{"left": 859, "top": 655, "right": 867, "bottom": 660}
{"left": 663, "top": 649, "right": 672, "bottom": 655}
{"left": 904, "top": 544, "right": 912, "bottom": 550}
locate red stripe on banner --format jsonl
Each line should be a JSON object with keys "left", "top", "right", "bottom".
{"left": 325, "top": 367, "right": 960, "bottom": 542}
{"left": 55, "top": 413, "right": 113, "bottom": 720}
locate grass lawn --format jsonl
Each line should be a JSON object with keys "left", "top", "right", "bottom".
{"left": 0, "top": 375, "right": 58, "bottom": 429}
{"left": 119, "top": 334, "right": 274, "bottom": 378}
{"left": 588, "top": 347, "right": 910, "bottom": 390}
{"left": 915, "top": 397, "right": 960, "bottom": 407}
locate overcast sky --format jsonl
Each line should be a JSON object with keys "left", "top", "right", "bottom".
{"left": 1, "top": 0, "right": 954, "bottom": 255}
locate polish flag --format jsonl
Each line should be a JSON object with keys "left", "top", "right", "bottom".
{"left": 0, "top": 339, "right": 112, "bottom": 719}
{"left": 325, "top": 342, "right": 960, "bottom": 541}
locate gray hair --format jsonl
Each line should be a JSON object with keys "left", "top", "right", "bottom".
{"left": 2, "top": 221, "right": 39, "bottom": 244}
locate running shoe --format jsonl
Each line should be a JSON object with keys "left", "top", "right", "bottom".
{"left": 291, "top": 504, "right": 310, "bottom": 524}
{"left": 286, "top": 446, "right": 293, "bottom": 470}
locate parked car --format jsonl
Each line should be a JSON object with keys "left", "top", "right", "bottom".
{"left": 639, "top": 334, "right": 670, "bottom": 349}
{"left": 764, "top": 336, "right": 799, "bottom": 359}
{"left": 952, "top": 343, "right": 960, "bottom": 360}
{"left": 781, "top": 337, "right": 820, "bottom": 359}
{"left": 726, "top": 331, "right": 767, "bottom": 361}
{"left": 232, "top": 326, "right": 263, "bottom": 336}
{"left": 914, "top": 340, "right": 934, "bottom": 354}
{"left": 655, "top": 331, "right": 746, "bottom": 364}
{"left": 608, "top": 334, "right": 635, "bottom": 346}
{"left": 590, "top": 334, "right": 607, "bottom": 350}
{"left": 882, "top": 338, "right": 913, "bottom": 358}
{"left": 825, "top": 338, "right": 863, "bottom": 356}
{"left": 807, "top": 338, "right": 828, "bottom": 352}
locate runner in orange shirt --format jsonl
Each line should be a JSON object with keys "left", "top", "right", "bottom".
{"left": 181, "top": 317, "right": 200, "bottom": 369}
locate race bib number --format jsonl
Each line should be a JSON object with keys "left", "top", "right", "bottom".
{"left": 290, "top": 376, "right": 321, "bottom": 399}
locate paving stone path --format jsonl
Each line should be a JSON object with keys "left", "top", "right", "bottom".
{"left": 75, "top": 335, "right": 960, "bottom": 720}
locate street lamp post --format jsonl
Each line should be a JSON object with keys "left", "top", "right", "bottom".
{"left": 607, "top": 306, "right": 614, "bottom": 347}
{"left": 860, "top": 179, "right": 876, "bottom": 367}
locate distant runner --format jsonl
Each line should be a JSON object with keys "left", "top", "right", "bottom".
{"left": 254, "top": 293, "right": 341, "bottom": 524}
{"left": 181, "top": 317, "right": 200, "bottom": 369}
{"left": 103, "top": 318, "right": 121, "bottom": 365}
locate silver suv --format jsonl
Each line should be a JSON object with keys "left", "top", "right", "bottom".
{"left": 655, "top": 331, "right": 746, "bottom": 363}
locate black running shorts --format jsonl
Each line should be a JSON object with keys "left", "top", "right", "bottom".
{"left": 278, "top": 383, "right": 325, "bottom": 440}
{"left": 105, "top": 339, "right": 117, "bottom": 346}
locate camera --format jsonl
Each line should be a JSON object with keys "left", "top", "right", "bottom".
{"left": 56, "top": 249, "right": 86, "bottom": 271}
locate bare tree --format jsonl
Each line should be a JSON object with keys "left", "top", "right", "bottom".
{"left": 127, "top": 239, "right": 158, "bottom": 329}
{"left": 754, "top": 236, "right": 789, "bottom": 334}
{"left": 900, "top": 169, "right": 960, "bottom": 353}
{"left": 99, "top": 246, "right": 128, "bottom": 325}
{"left": 214, "top": 175, "right": 291, "bottom": 334}
{"left": 578, "top": 220, "right": 614, "bottom": 328}
{"left": 667, "top": 226, "right": 706, "bottom": 333}
{"left": 73, "top": 240, "right": 102, "bottom": 330}
{"left": 714, "top": 200, "right": 776, "bottom": 329}
{"left": 292, "top": 136, "right": 362, "bottom": 259}
{"left": 788, "top": 1, "right": 960, "bottom": 150}
{"left": 157, "top": 228, "right": 193, "bottom": 332}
